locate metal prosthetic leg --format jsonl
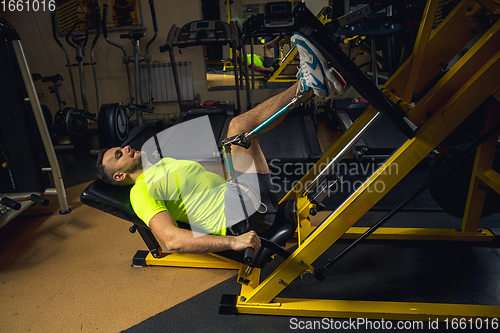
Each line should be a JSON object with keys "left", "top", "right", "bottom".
{"left": 221, "top": 91, "right": 315, "bottom": 261}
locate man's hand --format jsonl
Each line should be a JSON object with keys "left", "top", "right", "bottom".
{"left": 231, "top": 230, "right": 261, "bottom": 252}
{"left": 252, "top": 65, "right": 275, "bottom": 75}
{"left": 150, "top": 211, "right": 262, "bottom": 254}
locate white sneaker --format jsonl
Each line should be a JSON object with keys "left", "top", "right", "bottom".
{"left": 292, "top": 33, "right": 348, "bottom": 100}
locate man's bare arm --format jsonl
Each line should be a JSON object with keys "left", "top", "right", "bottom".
{"left": 251, "top": 64, "right": 274, "bottom": 73}
{"left": 149, "top": 211, "right": 261, "bottom": 254}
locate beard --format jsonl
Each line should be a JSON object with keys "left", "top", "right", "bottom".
{"left": 122, "top": 156, "right": 143, "bottom": 174}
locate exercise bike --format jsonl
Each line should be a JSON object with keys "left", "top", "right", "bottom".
{"left": 32, "top": 72, "right": 86, "bottom": 146}
{"left": 98, "top": 0, "right": 158, "bottom": 148}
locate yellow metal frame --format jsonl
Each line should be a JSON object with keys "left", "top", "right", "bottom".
{"left": 142, "top": 251, "right": 240, "bottom": 270}
{"left": 266, "top": 46, "right": 298, "bottom": 83}
{"left": 222, "top": 60, "right": 234, "bottom": 72}
{"left": 231, "top": 0, "right": 500, "bottom": 320}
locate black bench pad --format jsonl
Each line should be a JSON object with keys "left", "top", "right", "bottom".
{"left": 81, "top": 180, "right": 147, "bottom": 228}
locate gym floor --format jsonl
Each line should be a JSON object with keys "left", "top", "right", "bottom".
{"left": 0, "top": 120, "right": 499, "bottom": 332}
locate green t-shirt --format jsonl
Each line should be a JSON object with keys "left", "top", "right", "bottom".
{"left": 247, "top": 54, "right": 264, "bottom": 67}
{"left": 130, "top": 158, "right": 227, "bottom": 235}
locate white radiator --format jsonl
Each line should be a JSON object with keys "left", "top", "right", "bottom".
{"left": 140, "top": 62, "right": 194, "bottom": 102}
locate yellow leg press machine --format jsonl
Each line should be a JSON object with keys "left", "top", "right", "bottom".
{"left": 80, "top": 0, "right": 500, "bottom": 323}
{"left": 218, "top": 0, "right": 500, "bottom": 321}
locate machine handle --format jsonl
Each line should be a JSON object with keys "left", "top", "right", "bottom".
{"left": 30, "top": 194, "right": 49, "bottom": 206}
{"left": 1, "top": 197, "right": 21, "bottom": 210}
{"left": 145, "top": 0, "right": 158, "bottom": 55}
{"left": 243, "top": 247, "right": 254, "bottom": 263}
{"left": 159, "top": 24, "right": 178, "bottom": 53}
{"left": 102, "top": 4, "right": 129, "bottom": 57}
{"left": 149, "top": 0, "right": 158, "bottom": 33}
{"left": 144, "top": 0, "right": 158, "bottom": 107}
{"left": 31, "top": 73, "right": 42, "bottom": 81}
{"left": 50, "top": 11, "right": 65, "bottom": 49}
{"left": 91, "top": 4, "right": 101, "bottom": 47}
{"left": 65, "top": 20, "right": 89, "bottom": 50}
{"left": 102, "top": 4, "right": 109, "bottom": 37}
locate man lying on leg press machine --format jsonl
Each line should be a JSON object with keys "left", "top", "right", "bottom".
{"left": 95, "top": 33, "right": 347, "bottom": 259}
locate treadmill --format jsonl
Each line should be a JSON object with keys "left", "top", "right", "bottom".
{"left": 160, "top": 20, "right": 241, "bottom": 148}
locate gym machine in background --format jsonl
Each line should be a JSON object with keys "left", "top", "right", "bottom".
{"left": 50, "top": 5, "right": 101, "bottom": 150}
{"left": 160, "top": 19, "right": 240, "bottom": 149}
{"left": 98, "top": 0, "right": 158, "bottom": 148}
{"left": 241, "top": 2, "right": 323, "bottom": 163}
{"left": 326, "top": 2, "right": 409, "bottom": 161}
{"left": 35, "top": 73, "right": 77, "bottom": 143}
{"left": 0, "top": 19, "right": 70, "bottom": 229}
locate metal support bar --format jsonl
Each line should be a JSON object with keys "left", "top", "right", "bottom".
{"left": 240, "top": 43, "right": 252, "bottom": 110}
{"left": 136, "top": 225, "right": 162, "bottom": 258}
{"left": 232, "top": 43, "right": 242, "bottom": 112}
{"left": 235, "top": 298, "right": 500, "bottom": 320}
{"left": 341, "top": 227, "right": 495, "bottom": 241}
{"left": 250, "top": 39, "right": 255, "bottom": 90}
{"left": 462, "top": 98, "right": 500, "bottom": 232}
{"left": 12, "top": 40, "right": 70, "bottom": 215}
{"left": 302, "top": 110, "right": 382, "bottom": 197}
{"left": 402, "top": 0, "right": 440, "bottom": 102}
{"left": 268, "top": 46, "right": 298, "bottom": 83}
{"left": 476, "top": 169, "right": 500, "bottom": 193}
